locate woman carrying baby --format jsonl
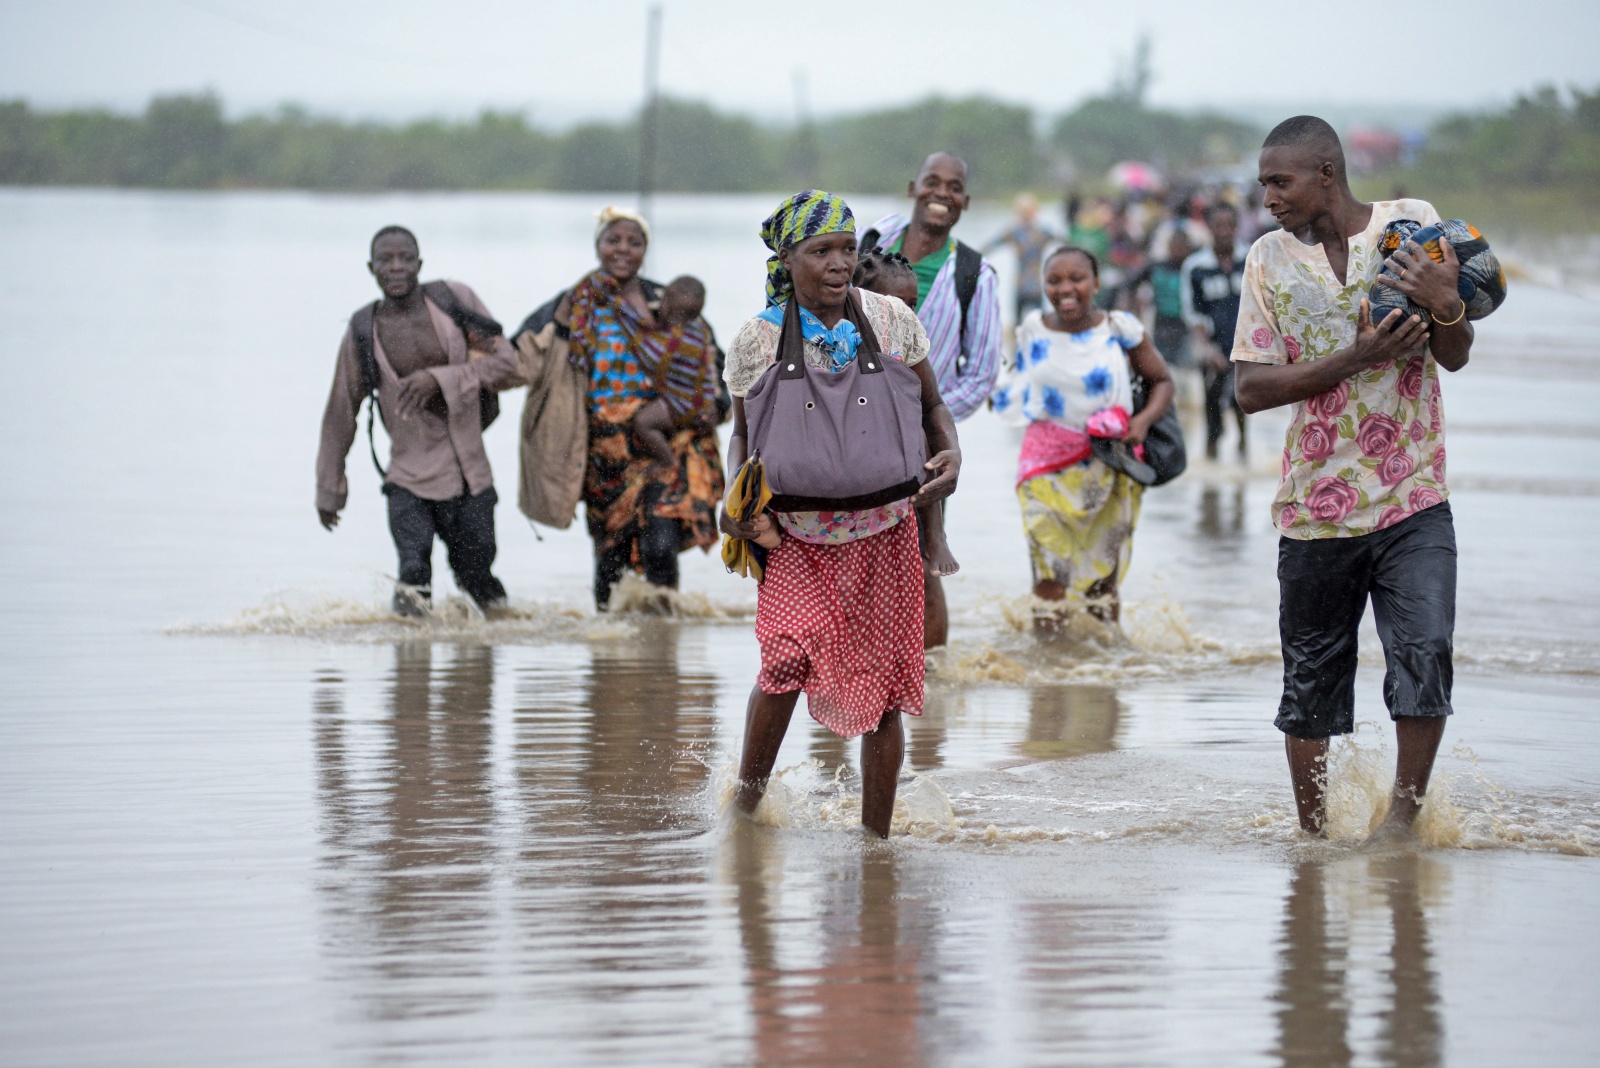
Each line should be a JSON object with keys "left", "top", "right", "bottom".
{"left": 557, "top": 208, "right": 726, "bottom": 609}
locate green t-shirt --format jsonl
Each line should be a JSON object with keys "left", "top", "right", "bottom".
{"left": 889, "top": 232, "right": 955, "bottom": 309}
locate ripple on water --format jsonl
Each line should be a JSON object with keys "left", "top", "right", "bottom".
{"left": 707, "top": 730, "right": 1599, "bottom": 858}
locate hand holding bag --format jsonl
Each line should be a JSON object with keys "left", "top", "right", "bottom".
{"left": 743, "top": 290, "right": 927, "bottom": 512}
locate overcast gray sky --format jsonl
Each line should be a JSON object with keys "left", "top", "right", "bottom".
{"left": 3, "top": 0, "right": 1598, "bottom": 124}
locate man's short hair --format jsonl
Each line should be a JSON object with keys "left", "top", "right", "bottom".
{"left": 918, "top": 150, "right": 968, "bottom": 182}
{"left": 1206, "top": 201, "right": 1240, "bottom": 221}
{"left": 370, "top": 224, "right": 419, "bottom": 257}
{"left": 1263, "top": 116, "right": 1343, "bottom": 157}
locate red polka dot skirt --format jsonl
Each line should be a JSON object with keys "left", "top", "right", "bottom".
{"left": 755, "top": 515, "right": 926, "bottom": 738}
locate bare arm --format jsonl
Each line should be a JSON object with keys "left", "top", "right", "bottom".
{"left": 1234, "top": 299, "right": 1431, "bottom": 414}
{"left": 1124, "top": 335, "right": 1174, "bottom": 444}
{"left": 911, "top": 357, "right": 961, "bottom": 507}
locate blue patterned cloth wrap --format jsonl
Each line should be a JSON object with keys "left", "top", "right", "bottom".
{"left": 1371, "top": 218, "right": 1507, "bottom": 325}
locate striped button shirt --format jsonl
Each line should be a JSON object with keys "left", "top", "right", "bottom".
{"left": 868, "top": 213, "right": 1002, "bottom": 422}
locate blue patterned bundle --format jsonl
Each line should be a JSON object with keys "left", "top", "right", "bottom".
{"left": 1371, "top": 218, "right": 1507, "bottom": 325}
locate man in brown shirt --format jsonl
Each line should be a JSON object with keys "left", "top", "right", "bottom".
{"left": 316, "top": 226, "right": 519, "bottom": 615}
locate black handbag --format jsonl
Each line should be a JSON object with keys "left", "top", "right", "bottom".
{"left": 1091, "top": 375, "right": 1186, "bottom": 487}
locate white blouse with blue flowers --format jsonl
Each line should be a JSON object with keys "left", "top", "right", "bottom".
{"left": 991, "top": 309, "right": 1142, "bottom": 431}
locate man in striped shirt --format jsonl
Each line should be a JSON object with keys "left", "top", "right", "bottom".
{"left": 866, "top": 151, "right": 1003, "bottom": 647}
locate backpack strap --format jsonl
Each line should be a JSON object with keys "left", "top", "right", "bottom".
{"left": 953, "top": 240, "right": 982, "bottom": 373}
{"left": 421, "top": 280, "right": 504, "bottom": 430}
{"left": 348, "top": 302, "right": 386, "bottom": 480}
{"left": 421, "top": 279, "right": 504, "bottom": 341}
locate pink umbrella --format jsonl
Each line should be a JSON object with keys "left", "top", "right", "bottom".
{"left": 1109, "top": 160, "right": 1164, "bottom": 193}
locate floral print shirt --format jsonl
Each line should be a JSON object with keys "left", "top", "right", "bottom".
{"left": 725, "top": 288, "right": 930, "bottom": 545}
{"left": 1232, "top": 200, "right": 1449, "bottom": 539}
{"left": 992, "top": 309, "right": 1141, "bottom": 431}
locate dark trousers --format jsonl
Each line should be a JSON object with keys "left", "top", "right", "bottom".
{"left": 593, "top": 483, "right": 680, "bottom": 610}
{"left": 1275, "top": 503, "right": 1457, "bottom": 740}
{"left": 384, "top": 484, "right": 507, "bottom": 607}
{"left": 1203, "top": 363, "right": 1246, "bottom": 453}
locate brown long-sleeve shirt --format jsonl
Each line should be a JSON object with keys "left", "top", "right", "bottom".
{"left": 316, "top": 280, "right": 518, "bottom": 514}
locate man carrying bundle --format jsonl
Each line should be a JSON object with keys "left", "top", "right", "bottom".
{"left": 1233, "top": 117, "right": 1480, "bottom": 840}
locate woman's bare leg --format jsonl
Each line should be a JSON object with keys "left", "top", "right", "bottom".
{"left": 1084, "top": 575, "right": 1120, "bottom": 624}
{"left": 735, "top": 685, "right": 800, "bottom": 816}
{"left": 1033, "top": 579, "right": 1066, "bottom": 636}
{"left": 860, "top": 709, "right": 904, "bottom": 838}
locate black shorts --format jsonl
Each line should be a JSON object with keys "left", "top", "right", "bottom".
{"left": 1275, "top": 502, "right": 1456, "bottom": 740}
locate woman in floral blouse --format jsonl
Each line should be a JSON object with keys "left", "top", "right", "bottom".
{"left": 991, "top": 245, "right": 1173, "bottom": 627}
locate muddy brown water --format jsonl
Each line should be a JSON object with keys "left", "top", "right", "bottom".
{"left": 2, "top": 189, "right": 1597, "bottom": 1066}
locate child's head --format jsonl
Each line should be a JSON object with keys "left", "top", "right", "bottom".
{"left": 659, "top": 275, "right": 706, "bottom": 327}
{"left": 853, "top": 247, "right": 919, "bottom": 310}
{"left": 1165, "top": 226, "right": 1194, "bottom": 265}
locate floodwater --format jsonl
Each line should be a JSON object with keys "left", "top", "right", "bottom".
{"left": 2, "top": 188, "right": 1598, "bottom": 1066}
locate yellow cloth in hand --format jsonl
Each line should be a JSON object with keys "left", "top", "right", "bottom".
{"left": 721, "top": 452, "right": 772, "bottom": 581}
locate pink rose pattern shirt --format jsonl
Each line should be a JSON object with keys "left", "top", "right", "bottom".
{"left": 1232, "top": 199, "right": 1449, "bottom": 539}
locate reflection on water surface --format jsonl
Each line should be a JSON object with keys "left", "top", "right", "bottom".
{"left": 3, "top": 190, "right": 1597, "bottom": 1065}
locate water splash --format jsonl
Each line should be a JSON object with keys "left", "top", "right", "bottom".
{"left": 606, "top": 571, "right": 755, "bottom": 621}
{"left": 929, "top": 592, "right": 1233, "bottom": 688}
{"left": 170, "top": 589, "right": 634, "bottom": 645}
{"left": 712, "top": 760, "right": 960, "bottom": 840}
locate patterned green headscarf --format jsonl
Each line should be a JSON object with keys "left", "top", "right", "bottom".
{"left": 759, "top": 190, "right": 855, "bottom": 306}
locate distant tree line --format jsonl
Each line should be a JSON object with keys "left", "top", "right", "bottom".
{"left": 1399, "top": 85, "right": 1600, "bottom": 195}
{"left": 2, "top": 83, "right": 1594, "bottom": 207}
{"left": 0, "top": 89, "right": 1259, "bottom": 196}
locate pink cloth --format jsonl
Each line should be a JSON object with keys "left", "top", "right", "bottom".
{"left": 1016, "top": 420, "right": 1090, "bottom": 486}
{"left": 1085, "top": 405, "right": 1130, "bottom": 439}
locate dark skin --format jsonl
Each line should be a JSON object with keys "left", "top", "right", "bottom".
{"left": 721, "top": 230, "right": 961, "bottom": 838}
{"left": 318, "top": 231, "right": 454, "bottom": 531}
{"left": 1237, "top": 142, "right": 1471, "bottom": 838}
{"left": 893, "top": 152, "right": 968, "bottom": 648}
{"left": 555, "top": 219, "right": 654, "bottom": 328}
{"left": 897, "top": 152, "right": 970, "bottom": 265}
{"left": 1031, "top": 249, "right": 1174, "bottom": 628}
{"left": 864, "top": 271, "right": 960, "bottom": 642}
{"left": 1193, "top": 207, "right": 1241, "bottom": 371}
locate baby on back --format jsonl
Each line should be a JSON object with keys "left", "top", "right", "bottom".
{"left": 852, "top": 246, "right": 959, "bottom": 579}
{"left": 631, "top": 275, "right": 708, "bottom": 469}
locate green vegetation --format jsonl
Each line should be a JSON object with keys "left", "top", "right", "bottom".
{"left": 0, "top": 90, "right": 1048, "bottom": 194}
{"left": 3, "top": 77, "right": 1597, "bottom": 234}
{"left": 1359, "top": 86, "right": 1600, "bottom": 234}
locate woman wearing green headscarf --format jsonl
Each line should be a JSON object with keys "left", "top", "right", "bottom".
{"left": 720, "top": 191, "right": 961, "bottom": 838}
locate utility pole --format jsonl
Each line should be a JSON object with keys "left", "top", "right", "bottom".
{"left": 789, "top": 67, "right": 819, "bottom": 187}
{"left": 639, "top": 5, "right": 662, "bottom": 226}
